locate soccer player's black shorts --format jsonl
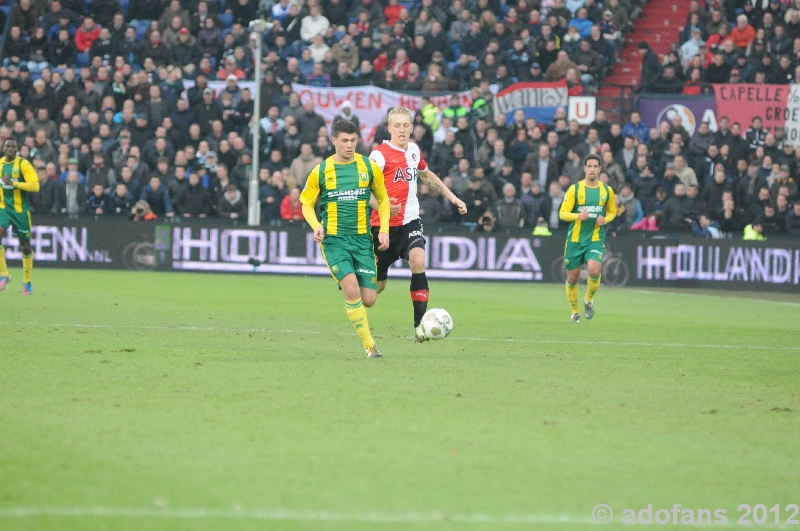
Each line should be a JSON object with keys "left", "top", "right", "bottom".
{"left": 371, "top": 218, "right": 426, "bottom": 281}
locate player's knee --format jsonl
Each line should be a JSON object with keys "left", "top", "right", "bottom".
{"left": 376, "top": 282, "right": 386, "bottom": 294}
{"left": 408, "top": 253, "right": 425, "bottom": 272}
{"left": 362, "top": 294, "right": 377, "bottom": 307}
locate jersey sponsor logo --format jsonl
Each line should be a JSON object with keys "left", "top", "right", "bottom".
{"left": 393, "top": 167, "right": 418, "bottom": 182}
{"left": 357, "top": 267, "right": 375, "bottom": 275}
{"left": 578, "top": 205, "right": 605, "bottom": 218}
{"left": 329, "top": 189, "right": 364, "bottom": 201}
{"left": 408, "top": 230, "right": 423, "bottom": 238}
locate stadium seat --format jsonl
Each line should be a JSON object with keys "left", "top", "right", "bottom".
{"left": 76, "top": 53, "right": 90, "bottom": 68}
{"left": 120, "top": 0, "right": 130, "bottom": 14}
{"left": 218, "top": 13, "right": 233, "bottom": 28}
{"left": 0, "top": 5, "right": 10, "bottom": 18}
{"left": 135, "top": 20, "right": 150, "bottom": 40}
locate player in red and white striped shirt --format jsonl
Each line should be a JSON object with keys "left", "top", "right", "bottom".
{"left": 369, "top": 106, "right": 467, "bottom": 341}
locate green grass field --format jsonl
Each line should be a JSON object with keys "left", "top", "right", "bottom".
{"left": 1, "top": 269, "right": 799, "bottom": 530}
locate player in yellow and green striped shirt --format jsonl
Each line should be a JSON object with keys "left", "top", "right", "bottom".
{"left": 559, "top": 153, "right": 616, "bottom": 323}
{"left": 0, "top": 139, "right": 40, "bottom": 295}
{"left": 300, "top": 120, "right": 391, "bottom": 358}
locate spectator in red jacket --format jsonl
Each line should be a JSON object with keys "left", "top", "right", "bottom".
{"left": 730, "top": 14, "right": 755, "bottom": 50}
{"left": 74, "top": 16, "right": 101, "bottom": 53}
{"left": 280, "top": 187, "right": 304, "bottom": 221}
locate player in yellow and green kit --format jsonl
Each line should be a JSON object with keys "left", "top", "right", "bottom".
{"left": 559, "top": 153, "right": 617, "bottom": 322}
{"left": 0, "top": 139, "right": 40, "bottom": 295}
{"left": 300, "top": 120, "right": 391, "bottom": 358}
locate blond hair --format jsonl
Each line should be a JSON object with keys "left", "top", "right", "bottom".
{"left": 387, "top": 106, "right": 412, "bottom": 125}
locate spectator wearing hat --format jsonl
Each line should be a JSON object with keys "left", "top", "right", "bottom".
{"left": 59, "top": 157, "right": 85, "bottom": 184}
{"left": 731, "top": 52, "right": 753, "bottom": 82}
{"left": 194, "top": 88, "right": 223, "bottom": 136}
{"left": 42, "top": 1, "right": 76, "bottom": 31}
{"left": 681, "top": 27, "right": 705, "bottom": 63}
{"left": 169, "top": 28, "right": 200, "bottom": 73}
{"left": 636, "top": 41, "right": 662, "bottom": 93}
{"left": 217, "top": 55, "right": 245, "bottom": 81}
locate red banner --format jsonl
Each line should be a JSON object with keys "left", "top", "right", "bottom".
{"left": 712, "top": 83, "right": 796, "bottom": 133}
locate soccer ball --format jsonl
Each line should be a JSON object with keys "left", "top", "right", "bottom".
{"left": 419, "top": 308, "right": 453, "bottom": 340}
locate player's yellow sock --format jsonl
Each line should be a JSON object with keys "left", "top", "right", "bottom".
{"left": 0, "top": 245, "right": 8, "bottom": 277}
{"left": 566, "top": 281, "right": 579, "bottom": 314}
{"left": 22, "top": 253, "right": 33, "bottom": 283}
{"left": 586, "top": 275, "right": 601, "bottom": 303}
{"left": 345, "top": 298, "right": 375, "bottom": 349}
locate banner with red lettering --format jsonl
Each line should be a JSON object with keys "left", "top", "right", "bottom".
{"left": 712, "top": 83, "right": 800, "bottom": 142}
{"left": 291, "top": 84, "right": 473, "bottom": 144}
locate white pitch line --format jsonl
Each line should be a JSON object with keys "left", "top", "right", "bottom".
{"left": 0, "top": 506, "right": 593, "bottom": 525}
{"left": 0, "top": 506, "right": 794, "bottom": 529}
{"left": 2, "top": 322, "right": 799, "bottom": 352}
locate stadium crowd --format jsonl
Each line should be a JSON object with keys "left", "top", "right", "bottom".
{"left": 0, "top": 0, "right": 797, "bottom": 238}
{"left": 643, "top": 0, "right": 800, "bottom": 93}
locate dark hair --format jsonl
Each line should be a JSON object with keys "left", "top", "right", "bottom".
{"left": 583, "top": 153, "right": 601, "bottom": 166}
{"left": 332, "top": 119, "right": 358, "bottom": 137}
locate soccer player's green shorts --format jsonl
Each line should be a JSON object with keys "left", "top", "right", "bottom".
{"left": 564, "top": 239, "right": 605, "bottom": 270}
{"left": 320, "top": 235, "right": 378, "bottom": 290}
{"left": 0, "top": 207, "right": 32, "bottom": 241}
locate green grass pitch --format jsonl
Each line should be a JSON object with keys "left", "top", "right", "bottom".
{"left": 1, "top": 269, "right": 798, "bottom": 530}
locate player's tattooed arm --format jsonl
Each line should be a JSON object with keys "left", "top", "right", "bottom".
{"left": 420, "top": 169, "right": 467, "bottom": 214}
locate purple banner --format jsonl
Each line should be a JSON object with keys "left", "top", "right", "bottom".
{"left": 638, "top": 95, "right": 717, "bottom": 136}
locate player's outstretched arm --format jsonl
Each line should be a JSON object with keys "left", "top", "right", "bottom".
{"left": 419, "top": 169, "right": 467, "bottom": 214}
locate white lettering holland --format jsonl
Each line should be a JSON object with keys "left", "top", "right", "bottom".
{"left": 637, "top": 244, "right": 799, "bottom": 284}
